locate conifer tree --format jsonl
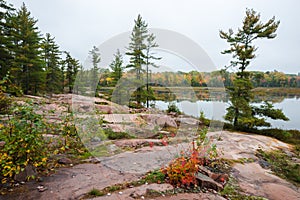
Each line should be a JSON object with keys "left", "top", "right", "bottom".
{"left": 64, "top": 52, "right": 79, "bottom": 93}
{"left": 109, "top": 49, "right": 126, "bottom": 104}
{"left": 0, "top": 0, "right": 14, "bottom": 79}
{"left": 41, "top": 33, "right": 62, "bottom": 93}
{"left": 109, "top": 49, "right": 124, "bottom": 86}
{"left": 220, "top": 9, "right": 288, "bottom": 129}
{"left": 126, "top": 14, "right": 160, "bottom": 106}
{"left": 126, "top": 14, "right": 148, "bottom": 105}
{"left": 88, "top": 46, "right": 100, "bottom": 90}
{"left": 9, "top": 3, "right": 44, "bottom": 94}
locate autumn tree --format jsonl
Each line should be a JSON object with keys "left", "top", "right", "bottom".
{"left": 220, "top": 9, "right": 288, "bottom": 129}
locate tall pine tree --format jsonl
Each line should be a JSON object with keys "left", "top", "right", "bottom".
{"left": 41, "top": 33, "right": 62, "bottom": 93}
{"left": 88, "top": 46, "right": 100, "bottom": 91}
{"left": 109, "top": 49, "right": 124, "bottom": 86}
{"left": 9, "top": 3, "right": 44, "bottom": 94}
{"left": 0, "top": 0, "right": 14, "bottom": 79}
{"left": 220, "top": 9, "right": 288, "bottom": 129}
{"left": 126, "top": 14, "right": 148, "bottom": 105}
{"left": 63, "top": 52, "right": 79, "bottom": 93}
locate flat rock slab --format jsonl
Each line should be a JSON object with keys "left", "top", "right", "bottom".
{"left": 147, "top": 193, "right": 227, "bottom": 200}
{"left": 207, "top": 131, "right": 292, "bottom": 160}
{"left": 100, "top": 144, "right": 188, "bottom": 174}
{"left": 101, "top": 114, "right": 138, "bottom": 124}
{"left": 233, "top": 162, "right": 300, "bottom": 200}
{"left": 90, "top": 183, "right": 226, "bottom": 200}
{"left": 1, "top": 163, "right": 139, "bottom": 200}
{"left": 91, "top": 183, "right": 173, "bottom": 200}
{"left": 114, "top": 139, "right": 168, "bottom": 148}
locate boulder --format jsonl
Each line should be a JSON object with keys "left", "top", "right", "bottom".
{"left": 15, "top": 165, "right": 37, "bottom": 182}
{"left": 147, "top": 130, "right": 171, "bottom": 139}
{"left": 141, "top": 114, "right": 177, "bottom": 128}
{"left": 72, "top": 103, "right": 93, "bottom": 113}
{"left": 107, "top": 124, "right": 126, "bottom": 132}
{"left": 57, "top": 157, "right": 73, "bottom": 165}
{"left": 258, "top": 159, "right": 270, "bottom": 169}
{"left": 198, "top": 165, "right": 229, "bottom": 184}
{"left": 157, "top": 116, "right": 177, "bottom": 128}
{"left": 129, "top": 183, "right": 173, "bottom": 199}
{"left": 196, "top": 172, "right": 224, "bottom": 191}
{"left": 167, "top": 112, "right": 179, "bottom": 117}
{"left": 125, "top": 126, "right": 158, "bottom": 139}
{"left": 82, "top": 157, "right": 101, "bottom": 164}
{"left": 80, "top": 104, "right": 93, "bottom": 112}
{"left": 96, "top": 105, "right": 112, "bottom": 114}
{"left": 176, "top": 117, "right": 200, "bottom": 126}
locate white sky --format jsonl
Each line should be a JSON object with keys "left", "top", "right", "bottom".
{"left": 7, "top": 0, "right": 300, "bottom": 74}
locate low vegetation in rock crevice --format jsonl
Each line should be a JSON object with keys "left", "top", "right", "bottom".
{"left": 104, "top": 128, "right": 135, "bottom": 140}
{"left": 220, "top": 177, "right": 267, "bottom": 200}
{"left": 256, "top": 148, "right": 300, "bottom": 186}
{"left": 86, "top": 169, "right": 166, "bottom": 198}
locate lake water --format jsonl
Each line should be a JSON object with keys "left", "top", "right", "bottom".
{"left": 155, "top": 97, "right": 300, "bottom": 130}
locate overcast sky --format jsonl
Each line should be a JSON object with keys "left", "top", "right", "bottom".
{"left": 7, "top": 0, "right": 300, "bottom": 74}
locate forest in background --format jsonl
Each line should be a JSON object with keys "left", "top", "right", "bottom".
{"left": 97, "top": 70, "right": 300, "bottom": 88}
{"left": 1, "top": 1, "right": 300, "bottom": 98}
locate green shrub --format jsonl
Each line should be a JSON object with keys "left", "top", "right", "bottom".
{"left": 0, "top": 76, "right": 11, "bottom": 114}
{"left": 104, "top": 128, "right": 134, "bottom": 140}
{"left": 199, "top": 111, "right": 210, "bottom": 126}
{"left": 166, "top": 102, "right": 180, "bottom": 114}
{"left": 88, "top": 188, "right": 104, "bottom": 196}
{"left": 0, "top": 102, "right": 48, "bottom": 183}
{"left": 231, "top": 127, "right": 300, "bottom": 145}
{"left": 144, "top": 170, "right": 165, "bottom": 184}
{"left": 129, "top": 101, "right": 144, "bottom": 109}
{"left": 252, "top": 128, "right": 300, "bottom": 145}
{"left": 294, "top": 144, "right": 300, "bottom": 153}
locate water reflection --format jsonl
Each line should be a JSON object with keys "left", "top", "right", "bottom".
{"left": 155, "top": 97, "right": 300, "bottom": 130}
{"left": 154, "top": 87, "right": 300, "bottom": 103}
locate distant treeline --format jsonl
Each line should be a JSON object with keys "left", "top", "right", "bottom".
{"left": 98, "top": 70, "right": 300, "bottom": 88}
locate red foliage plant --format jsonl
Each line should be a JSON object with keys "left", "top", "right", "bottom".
{"left": 161, "top": 150, "right": 206, "bottom": 188}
